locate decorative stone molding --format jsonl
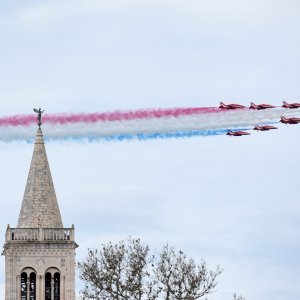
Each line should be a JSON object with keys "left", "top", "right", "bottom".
{"left": 61, "top": 259, "right": 66, "bottom": 267}
{"left": 36, "top": 258, "right": 45, "bottom": 267}
{"left": 16, "top": 258, "right": 22, "bottom": 268}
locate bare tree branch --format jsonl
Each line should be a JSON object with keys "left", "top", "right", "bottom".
{"left": 78, "top": 237, "right": 152, "bottom": 299}
{"left": 78, "top": 238, "right": 241, "bottom": 300}
{"left": 155, "top": 245, "right": 222, "bottom": 300}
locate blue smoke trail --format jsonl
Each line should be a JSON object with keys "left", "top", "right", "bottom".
{"left": 42, "top": 128, "right": 251, "bottom": 143}
{"left": 1, "top": 128, "right": 252, "bottom": 144}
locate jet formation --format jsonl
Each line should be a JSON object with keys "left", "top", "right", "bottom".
{"left": 218, "top": 101, "right": 300, "bottom": 137}
{"left": 219, "top": 101, "right": 300, "bottom": 110}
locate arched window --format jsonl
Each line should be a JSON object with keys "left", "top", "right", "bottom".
{"left": 21, "top": 272, "right": 27, "bottom": 300}
{"left": 29, "top": 273, "right": 36, "bottom": 300}
{"left": 45, "top": 268, "right": 60, "bottom": 300}
{"left": 45, "top": 272, "right": 52, "bottom": 300}
{"left": 20, "top": 268, "right": 36, "bottom": 300}
{"left": 54, "top": 273, "right": 60, "bottom": 300}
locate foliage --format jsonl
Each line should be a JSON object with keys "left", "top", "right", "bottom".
{"left": 78, "top": 237, "right": 243, "bottom": 300}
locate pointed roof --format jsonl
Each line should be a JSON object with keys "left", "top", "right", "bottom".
{"left": 17, "top": 128, "right": 63, "bottom": 228}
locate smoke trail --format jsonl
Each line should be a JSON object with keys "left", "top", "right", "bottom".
{"left": 1, "top": 128, "right": 250, "bottom": 143}
{"left": 0, "top": 107, "right": 298, "bottom": 142}
{"left": 0, "top": 107, "right": 298, "bottom": 128}
{"left": 0, "top": 122, "right": 251, "bottom": 142}
{"left": 0, "top": 107, "right": 220, "bottom": 127}
{"left": 58, "top": 128, "right": 234, "bottom": 142}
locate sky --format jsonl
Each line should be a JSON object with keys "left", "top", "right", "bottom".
{"left": 0, "top": 0, "right": 300, "bottom": 299}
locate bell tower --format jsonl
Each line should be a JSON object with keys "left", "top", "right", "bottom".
{"left": 2, "top": 127, "right": 78, "bottom": 299}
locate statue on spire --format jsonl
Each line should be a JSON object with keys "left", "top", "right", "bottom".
{"left": 33, "top": 108, "right": 45, "bottom": 128}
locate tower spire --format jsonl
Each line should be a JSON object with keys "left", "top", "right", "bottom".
{"left": 17, "top": 127, "right": 63, "bottom": 228}
{"left": 4, "top": 122, "right": 77, "bottom": 300}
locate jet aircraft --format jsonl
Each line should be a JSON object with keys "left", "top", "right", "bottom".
{"left": 282, "top": 101, "right": 300, "bottom": 109}
{"left": 280, "top": 116, "right": 300, "bottom": 124}
{"left": 253, "top": 125, "right": 278, "bottom": 131}
{"left": 226, "top": 130, "right": 250, "bottom": 136}
{"left": 219, "top": 102, "right": 245, "bottom": 109}
{"left": 249, "top": 102, "right": 276, "bottom": 110}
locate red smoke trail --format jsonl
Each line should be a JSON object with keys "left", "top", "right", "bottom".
{"left": 0, "top": 107, "right": 220, "bottom": 127}
{"left": 0, "top": 115, "right": 36, "bottom": 126}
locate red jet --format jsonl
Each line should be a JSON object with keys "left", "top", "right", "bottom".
{"left": 219, "top": 102, "right": 245, "bottom": 109}
{"left": 282, "top": 101, "right": 300, "bottom": 109}
{"left": 253, "top": 125, "right": 278, "bottom": 131}
{"left": 280, "top": 116, "right": 300, "bottom": 124}
{"left": 249, "top": 102, "right": 276, "bottom": 110}
{"left": 226, "top": 130, "right": 250, "bottom": 136}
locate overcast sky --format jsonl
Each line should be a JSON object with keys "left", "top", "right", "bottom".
{"left": 1, "top": 1, "right": 300, "bottom": 299}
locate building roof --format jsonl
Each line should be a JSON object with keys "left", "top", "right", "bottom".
{"left": 17, "top": 128, "right": 63, "bottom": 228}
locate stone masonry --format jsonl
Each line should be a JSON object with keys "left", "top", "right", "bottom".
{"left": 2, "top": 127, "right": 78, "bottom": 300}
{"left": 17, "top": 128, "right": 63, "bottom": 228}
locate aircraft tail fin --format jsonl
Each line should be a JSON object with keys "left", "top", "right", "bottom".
{"left": 226, "top": 130, "right": 232, "bottom": 136}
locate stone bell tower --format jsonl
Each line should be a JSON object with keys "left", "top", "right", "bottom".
{"left": 2, "top": 127, "right": 78, "bottom": 299}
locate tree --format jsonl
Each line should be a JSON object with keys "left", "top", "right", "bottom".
{"left": 78, "top": 237, "right": 154, "bottom": 299}
{"left": 155, "top": 245, "right": 222, "bottom": 300}
{"left": 78, "top": 237, "right": 243, "bottom": 300}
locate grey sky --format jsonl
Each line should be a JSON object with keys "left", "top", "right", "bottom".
{"left": 0, "top": 1, "right": 300, "bottom": 299}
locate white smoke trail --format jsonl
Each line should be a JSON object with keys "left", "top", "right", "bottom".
{"left": 0, "top": 108, "right": 298, "bottom": 142}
